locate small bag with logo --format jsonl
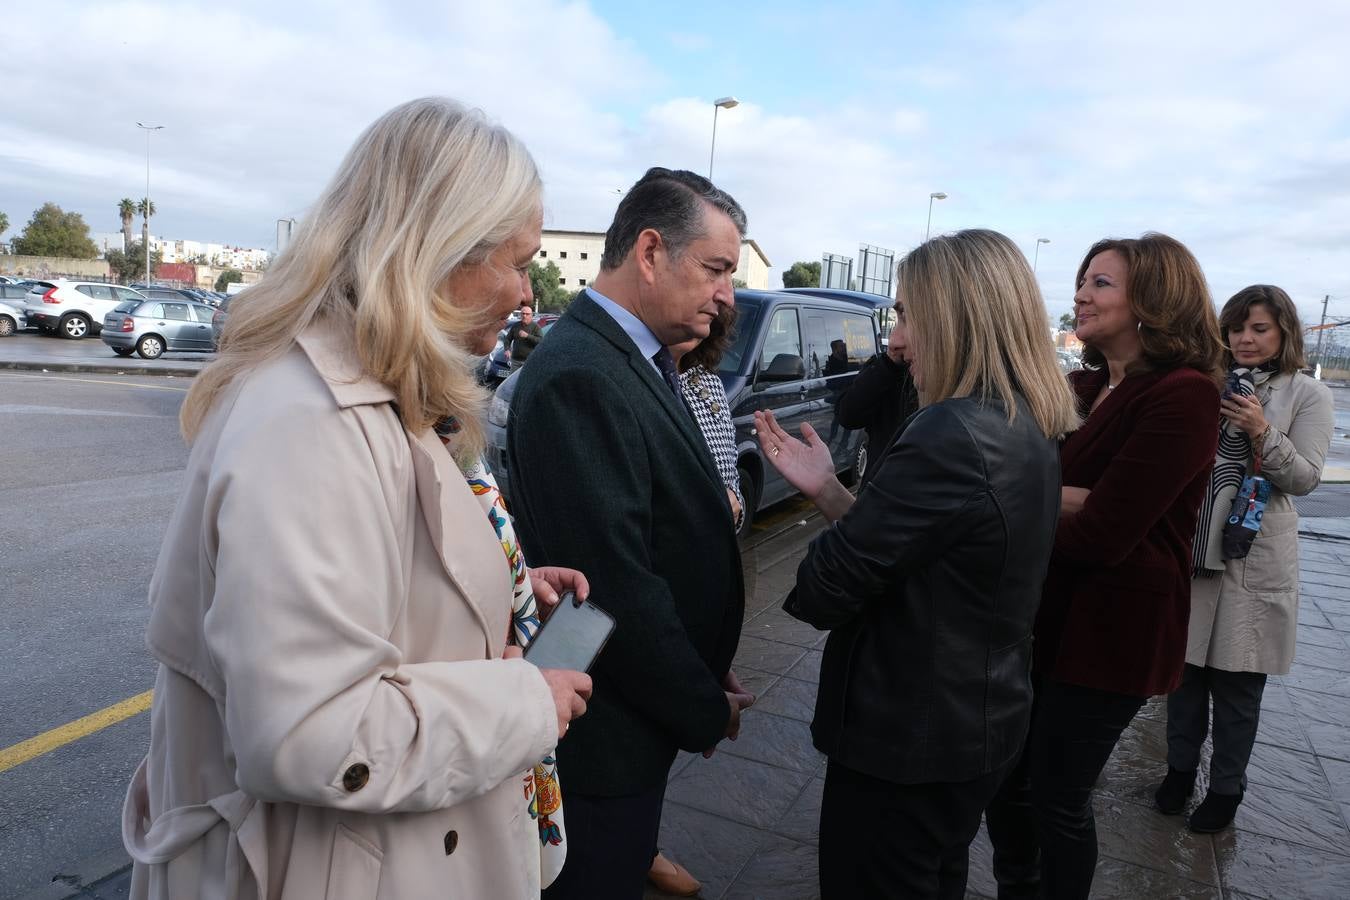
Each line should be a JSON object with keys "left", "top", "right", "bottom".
{"left": 1221, "top": 472, "right": 1270, "bottom": 561}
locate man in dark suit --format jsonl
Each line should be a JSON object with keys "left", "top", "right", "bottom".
{"left": 509, "top": 168, "right": 753, "bottom": 900}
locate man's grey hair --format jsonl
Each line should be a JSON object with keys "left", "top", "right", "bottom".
{"left": 600, "top": 167, "right": 748, "bottom": 271}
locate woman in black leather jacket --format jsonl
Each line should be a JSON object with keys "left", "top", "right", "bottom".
{"left": 755, "top": 229, "right": 1079, "bottom": 899}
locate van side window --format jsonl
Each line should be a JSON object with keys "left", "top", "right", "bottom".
{"left": 758, "top": 307, "right": 803, "bottom": 378}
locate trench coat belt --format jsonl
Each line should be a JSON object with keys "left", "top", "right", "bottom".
{"left": 122, "top": 755, "right": 270, "bottom": 899}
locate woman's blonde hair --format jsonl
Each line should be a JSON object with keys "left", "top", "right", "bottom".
{"left": 181, "top": 97, "right": 542, "bottom": 460}
{"left": 897, "top": 229, "right": 1080, "bottom": 439}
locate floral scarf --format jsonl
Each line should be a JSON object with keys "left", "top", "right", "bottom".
{"left": 434, "top": 417, "right": 566, "bottom": 886}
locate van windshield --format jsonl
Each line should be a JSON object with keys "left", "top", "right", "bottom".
{"left": 719, "top": 302, "right": 760, "bottom": 376}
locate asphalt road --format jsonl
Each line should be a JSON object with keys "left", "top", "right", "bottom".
{"left": 0, "top": 372, "right": 186, "bottom": 899}
{"left": 0, "top": 367, "right": 820, "bottom": 899}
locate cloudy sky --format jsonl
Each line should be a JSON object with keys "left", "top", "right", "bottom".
{"left": 2, "top": 0, "right": 1348, "bottom": 325}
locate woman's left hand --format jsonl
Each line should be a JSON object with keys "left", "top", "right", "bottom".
{"left": 1220, "top": 393, "right": 1269, "bottom": 441}
{"left": 529, "top": 567, "right": 590, "bottom": 620}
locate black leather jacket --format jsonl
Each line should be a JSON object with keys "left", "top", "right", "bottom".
{"left": 785, "top": 394, "right": 1061, "bottom": 784}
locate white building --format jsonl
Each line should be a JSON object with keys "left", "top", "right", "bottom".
{"left": 537, "top": 229, "right": 771, "bottom": 290}
{"left": 148, "top": 237, "right": 271, "bottom": 270}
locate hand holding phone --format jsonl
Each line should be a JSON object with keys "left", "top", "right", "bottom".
{"left": 523, "top": 591, "right": 616, "bottom": 673}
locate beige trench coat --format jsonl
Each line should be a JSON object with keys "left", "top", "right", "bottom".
{"left": 121, "top": 323, "right": 557, "bottom": 899}
{"left": 1187, "top": 371, "right": 1335, "bottom": 674}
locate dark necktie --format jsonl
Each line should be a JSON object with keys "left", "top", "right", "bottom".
{"left": 652, "top": 348, "right": 683, "bottom": 399}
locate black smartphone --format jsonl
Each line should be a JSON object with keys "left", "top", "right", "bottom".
{"left": 1223, "top": 370, "right": 1243, "bottom": 400}
{"left": 523, "top": 592, "right": 616, "bottom": 673}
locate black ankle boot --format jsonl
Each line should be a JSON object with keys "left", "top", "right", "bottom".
{"left": 1154, "top": 766, "right": 1197, "bottom": 815}
{"left": 1188, "top": 786, "right": 1243, "bottom": 833}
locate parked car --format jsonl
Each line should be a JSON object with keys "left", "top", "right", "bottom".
{"left": 0, "top": 275, "right": 23, "bottom": 285}
{"left": 101, "top": 298, "right": 218, "bottom": 359}
{"left": 22, "top": 281, "right": 146, "bottom": 339}
{"left": 484, "top": 289, "right": 890, "bottom": 535}
{"left": 479, "top": 312, "right": 560, "bottom": 386}
{"left": 210, "top": 294, "right": 234, "bottom": 347}
{"left": 136, "top": 285, "right": 220, "bottom": 308}
{"left": 1, "top": 283, "right": 34, "bottom": 325}
{"left": 0, "top": 300, "right": 26, "bottom": 336}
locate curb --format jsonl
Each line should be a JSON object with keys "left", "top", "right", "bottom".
{"left": 13, "top": 848, "right": 131, "bottom": 900}
{"left": 0, "top": 360, "right": 201, "bottom": 378}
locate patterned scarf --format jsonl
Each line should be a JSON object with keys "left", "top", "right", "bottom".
{"left": 434, "top": 417, "right": 567, "bottom": 886}
{"left": 1191, "top": 362, "right": 1276, "bottom": 574}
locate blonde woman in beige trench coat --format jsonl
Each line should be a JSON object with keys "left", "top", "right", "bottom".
{"left": 120, "top": 98, "right": 594, "bottom": 899}
{"left": 1156, "top": 285, "right": 1334, "bottom": 834}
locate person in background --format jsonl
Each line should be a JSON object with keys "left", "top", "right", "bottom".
{"left": 1157, "top": 284, "right": 1334, "bottom": 832}
{"left": 508, "top": 168, "right": 753, "bottom": 900}
{"left": 834, "top": 332, "right": 920, "bottom": 490}
{"left": 677, "top": 304, "right": 745, "bottom": 529}
{"left": 986, "top": 232, "right": 1224, "bottom": 900}
{"left": 121, "top": 97, "right": 594, "bottom": 899}
{"left": 757, "top": 229, "right": 1078, "bottom": 899}
{"left": 509, "top": 303, "right": 543, "bottom": 367}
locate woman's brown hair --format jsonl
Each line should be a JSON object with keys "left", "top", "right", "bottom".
{"left": 1218, "top": 284, "right": 1307, "bottom": 374}
{"left": 1076, "top": 232, "right": 1223, "bottom": 382}
{"left": 679, "top": 305, "right": 738, "bottom": 373}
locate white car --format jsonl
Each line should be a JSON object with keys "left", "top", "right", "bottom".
{"left": 23, "top": 281, "right": 146, "bottom": 339}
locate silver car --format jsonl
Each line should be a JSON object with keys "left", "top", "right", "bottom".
{"left": 0, "top": 300, "right": 27, "bottom": 336}
{"left": 101, "top": 299, "right": 218, "bottom": 359}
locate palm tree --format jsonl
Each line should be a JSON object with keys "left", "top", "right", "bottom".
{"left": 136, "top": 197, "right": 157, "bottom": 248}
{"left": 118, "top": 198, "right": 136, "bottom": 251}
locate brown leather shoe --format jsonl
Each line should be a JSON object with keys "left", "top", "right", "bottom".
{"left": 647, "top": 851, "right": 702, "bottom": 896}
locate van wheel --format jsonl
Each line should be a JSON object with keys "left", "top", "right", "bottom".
{"left": 60, "top": 313, "right": 90, "bottom": 339}
{"left": 137, "top": 334, "right": 165, "bottom": 359}
{"left": 736, "top": 464, "right": 759, "bottom": 539}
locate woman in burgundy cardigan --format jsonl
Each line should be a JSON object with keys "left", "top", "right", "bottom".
{"left": 986, "top": 233, "right": 1224, "bottom": 900}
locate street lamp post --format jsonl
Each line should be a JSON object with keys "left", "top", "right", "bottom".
{"left": 708, "top": 96, "right": 740, "bottom": 181}
{"left": 136, "top": 122, "right": 164, "bottom": 283}
{"left": 925, "top": 191, "right": 947, "bottom": 240}
{"left": 1033, "top": 237, "right": 1050, "bottom": 272}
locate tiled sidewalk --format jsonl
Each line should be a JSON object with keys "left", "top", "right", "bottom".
{"left": 648, "top": 529, "right": 1350, "bottom": 899}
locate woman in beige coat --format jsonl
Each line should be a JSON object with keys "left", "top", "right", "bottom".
{"left": 120, "top": 98, "right": 595, "bottom": 899}
{"left": 1156, "top": 284, "right": 1334, "bottom": 833}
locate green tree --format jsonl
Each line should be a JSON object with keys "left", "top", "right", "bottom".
{"left": 105, "top": 241, "right": 163, "bottom": 282}
{"left": 781, "top": 260, "right": 821, "bottom": 288}
{"left": 215, "top": 268, "right": 244, "bottom": 292}
{"left": 528, "top": 260, "right": 573, "bottom": 312}
{"left": 0, "top": 210, "right": 9, "bottom": 239}
{"left": 733, "top": 278, "right": 747, "bottom": 289}
{"left": 1058, "top": 311, "right": 1077, "bottom": 332}
{"left": 118, "top": 198, "right": 136, "bottom": 250}
{"left": 9, "top": 203, "right": 98, "bottom": 258}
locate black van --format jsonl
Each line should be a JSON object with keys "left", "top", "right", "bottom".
{"left": 484, "top": 288, "right": 894, "bottom": 535}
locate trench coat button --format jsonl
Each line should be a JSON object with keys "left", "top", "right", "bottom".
{"left": 443, "top": 830, "right": 459, "bottom": 855}
{"left": 342, "top": 763, "right": 370, "bottom": 792}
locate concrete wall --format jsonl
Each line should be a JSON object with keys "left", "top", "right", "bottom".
{"left": 0, "top": 254, "right": 111, "bottom": 280}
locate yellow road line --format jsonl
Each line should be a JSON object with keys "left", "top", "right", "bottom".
{"left": 0, "top": 372, "right": 188, "bottom": 392}
{"left": 0, "top": 690, "right": 153, "bottom": 774}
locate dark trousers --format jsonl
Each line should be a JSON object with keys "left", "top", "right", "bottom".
{"left": 542, "top": 780, "right": 666, "bottom": 900}
{"left": 1166, "top": 662, "right": 1268, "bottom": 795}
{"left": 819, "top": 759, "right": 1011, "bottom": 900}
{"left": 985, "top": 679, "right": 1146, "bottom": 900}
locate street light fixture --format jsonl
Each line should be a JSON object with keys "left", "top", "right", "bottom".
{"left": 1033, "top": 237, "right": 1050, "bottom": 272}
{"left": 136, "top": 122, "right": 164, "bottom": 283}
{"left": 925, "top": 191, "right": 947, "bottom": 240}
{"left": 708, "top": 96, "right": 740, "bottom": 181}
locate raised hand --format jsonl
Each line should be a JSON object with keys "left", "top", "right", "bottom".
{"left": 753, "top": 409, "right": 835, "bottom": 502}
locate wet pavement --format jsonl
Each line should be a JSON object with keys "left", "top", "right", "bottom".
{"left": 642, "top": 494, "right": 1350, "bottom": 900}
